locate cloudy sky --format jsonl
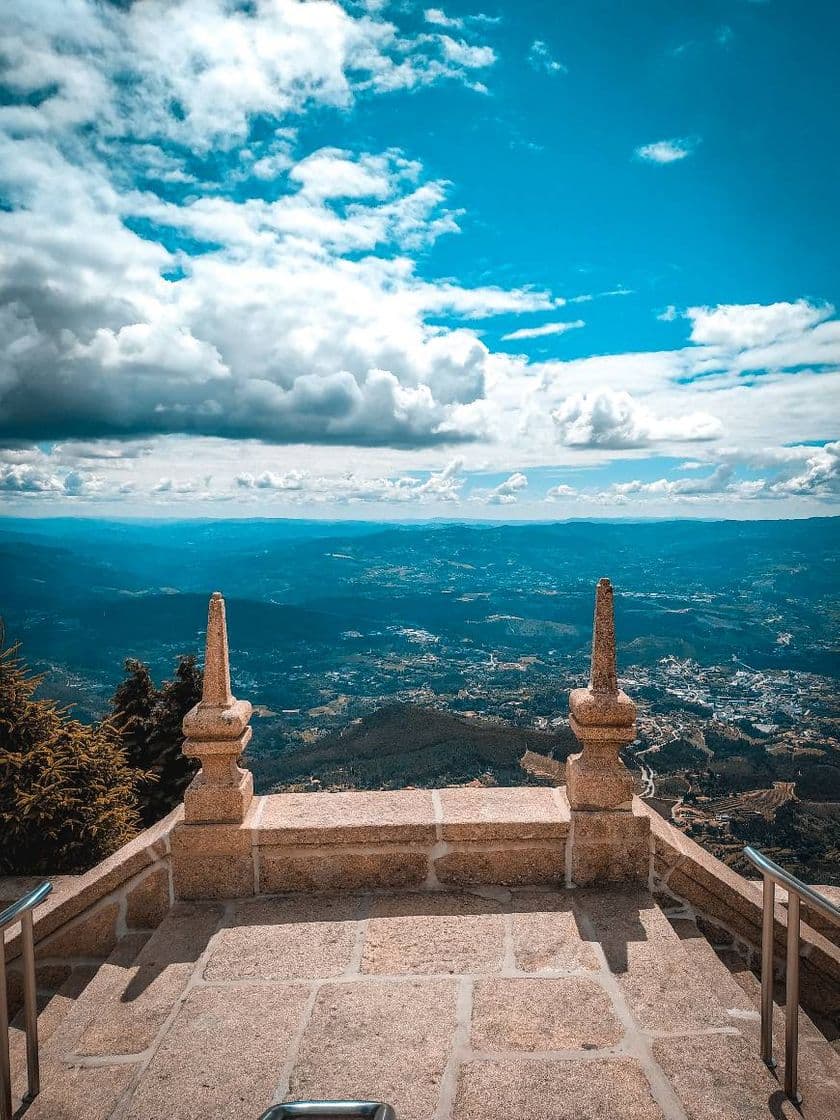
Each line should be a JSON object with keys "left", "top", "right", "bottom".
{"left": 1, "top": 0, "right": 838, "bottom": 519}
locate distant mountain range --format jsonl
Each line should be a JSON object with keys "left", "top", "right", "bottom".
{"left": 2, "top": 515, "right": 837, "bottom": 881}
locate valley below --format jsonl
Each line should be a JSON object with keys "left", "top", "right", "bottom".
{"left": 1, "top": 515, "right": 838, "bottom": 884}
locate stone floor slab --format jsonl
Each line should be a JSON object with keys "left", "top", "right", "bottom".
{"left": 452, "top": 1057, "right": 665, "bottom": 1120}
{"left": 361, "top": 891, "right": 505, "bottom": 975}
{"left": 123, "top": 983, "right": 311, "bottom": 1120}
{"left": 19, "top": 1064, "right": 137, "bottom": 1120}
{"left": 204, "top": 895, "right": 362, "bottom": 981}
{"left": 575, "top": 888, "right": 738, "bottom": 1031}
{"left": 289, "top": 978, "right": 456, "bottom": 1120}
{"left": 471, "top": 976, "right": 622, "bottom": 1051}
{"left": 509, "top": 890, "right": 599, "bottom": 972}
{"left": 653, "top": 1034, "right": 808, "bottom": 1120}
{"left": 75, "top": 962, "right": 194, "bottom": 1056}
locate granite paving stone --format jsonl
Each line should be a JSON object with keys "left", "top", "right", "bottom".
{"left": 471, "top": 976, "right": 622, "bottom": 1051}
{"left": 452, "top": 1057, "right": 665, "bottom": 1120}
{"left": 123, "top": 984, "right": 311, "bottom": 1120}
{"left": 574, "top": 888, "right": 738, "bottom": 1030}
{"left": 289, "top": 978, "right": 456, "bottom": 1120}
{"left": 204, "top": 895, "right": 362, "bottom": 981}
{"left": 652, "top": 1034, "right": 807, "bottom": 1120}
{"left": 508, "top": 889, "right": 600, "bottom": 972}
{"left": 20, "top": 1065, "right": 137, "bottom": 1120}
{"left": 361, "top": 891, "right": 505, "bottom": 975}
{"left": 72, "top": 904, "right": 224, "bottom": 1057}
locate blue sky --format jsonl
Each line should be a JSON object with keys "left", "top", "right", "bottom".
{"left": 0, "top": 0, "right": 838, "bottom": 518}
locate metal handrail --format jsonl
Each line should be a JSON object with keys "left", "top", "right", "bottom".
{"left": 259, "top": 1104, "right": 396, "bottom": 1119}
{"left": 744, "top": 846, "right": 840, "bottom": 1104}
{"left": 0, "top": 881, "right": 52, "bottom": 1120}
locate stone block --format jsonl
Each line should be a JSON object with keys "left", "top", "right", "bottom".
{"left": 566, "top": 748, "right": 635, "bottom": 812}
{"left": 204, "top": 895, "right": 361, "bottom": 981}
{"left": 435, "top": 844, "right": 565, "bottom": 887}
{"left": 361, "top": 891, "right": 504, "bottom": 975}
{"left": 126, "top": 865, "right": 171, "bottom": 929}
{"left": 508, "top": 890, "right": 599, "bottom": 972}
{"left": 290, "top": 978, "right": 456, "bottom": 1120}
{"left": 258, "top": 788, "right": 437, "bottom": 845}
{"left": 652, "top": 1033, "right": 791, "bottom": 1120}
{"left": 438, "top": 785, "right": 568, "bottom": 841}
{"left": 170, "top": 820, "right": 254, "bottom": 900}
{"left": 4, "top": 806, "right": 182, "bottom": 964}
{"left": 183, "top": 766, "right": 253, "bottom": 824}
{"left": 570, "top": 808, "right": 650, "bottom": 886}
{"left": 453, "top": 1058, "right": 664, "bottom": 1120}
{"left": 21, "top": 1064, "right": 137, "bottom": 1120}
{"left": 38, "top": 901, "right": 119, "bottom": 960}
{"left": 123, "top": 984, "right": 311, "bottom": 1120}
{"left": 259, "top": 846, "right": 428, "bottom": 893}
{"left": 471, "top": 976, "right": 621, "bottom": 1050}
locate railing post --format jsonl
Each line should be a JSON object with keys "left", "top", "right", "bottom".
{"left": 21, "top": 911, "right": 39, "bottom": 1100}
{"left": 0, "top": 935, "right": 11, "bottom": 1120}
{"left": 760, "top": 874, "right": 775, "bottom": 1068}
{"left": 785, "top": 890, "right": 801, "bottom": 1103}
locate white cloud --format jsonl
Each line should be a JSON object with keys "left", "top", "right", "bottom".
{"left": 552, "top": 389, "right": 723, "bottom": 449}
{"left": 483, "top": 471, "right": 528, "bottom": 505}
{"left": 237, "top": 457, "right": 466, "bottom": 504}
{"left": 657, "top": 305, "right": 678, "bottom": 322}
{"left": 545, "top": 483, "right": 578, "bottom": 500}
{"left": 686, "top": 300, "right": 834, "bottom": 349}
{"left": 502, "top": 320, "right": 585, "bottom": 341}
{"left": 635, "top": 137, "right": 698, "bottom": 163}
{"left": 0, "top": 1, "right": 498, "bottom": 154}
{"left": 527, "top": 40, "right": 566, "bottom": 74}
{"left": 424, "top": 9, "right": 463, "bottom": 30}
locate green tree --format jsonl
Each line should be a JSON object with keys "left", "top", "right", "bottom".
{"left": 111, "top": 655, "right": 202, "bottom": 825}
{"left": 0, "top": 629, "right": 141, "bottom": 875}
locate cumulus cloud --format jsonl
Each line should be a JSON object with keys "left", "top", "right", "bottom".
{"left": 237, "top": 457, "right": 466, "bottom": 504}
{"left": 552, "top": 389, "right": 723, "bottom": 449}
{"left": 635, "top": 137, "right": 698, "bottom": 163}
{"left": 686, "top": 300, "right": 834, "bottom": 349}
{"left": 483, "top": 472, "right": 528, "bottom": 505}
{"left": 0, "top": 1, "right": 497, "bottom": 151}
{"left": 502, "top": 320, "right": 584, "bottom": 341}
{"left": 527, "top": 40, "right": 566, "bottom": 74}
{"left": 602, "top": 443, "right": 840, "bottom": 504}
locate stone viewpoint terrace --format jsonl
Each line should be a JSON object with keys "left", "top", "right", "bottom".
{"left": 2, "top": 583, "right": 839, "bottom": 1120}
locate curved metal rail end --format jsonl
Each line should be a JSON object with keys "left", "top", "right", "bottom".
{"left": 259, "top": 1103, "right": 396, "bottom": 1120}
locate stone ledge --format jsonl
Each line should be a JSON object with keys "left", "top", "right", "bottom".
{"left": 3, "top": 805, "right": 182, "bottom": 965}
{"left": 258, "top": 788, "right": 437, "bottom": 846}
{"left": 438, "top": 786, "right": 569, "bottom": 841}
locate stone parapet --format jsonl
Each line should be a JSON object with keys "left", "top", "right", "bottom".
{"left": 173, "top": 786, "right": 573, "bottom": 899}
{"left": 639, "top": 800, "right": 840, "bottom": 1019}
{"left": 1, "top": 806, "right": 180, "bottom": 1015}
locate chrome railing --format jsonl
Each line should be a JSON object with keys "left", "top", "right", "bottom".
{"left": 744, "top": 846, "right": 840, "bottom": 1103}
{"left": 0, "top": 881, "right": 52, "bottom": 1120}
{"left": 259, "top": 1104, "right": 396, "bottom": 1119}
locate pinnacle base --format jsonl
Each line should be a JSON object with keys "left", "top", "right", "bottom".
{"left": 566, "top": 750, "right": 635, "bottom": 812}
{"left": 570, "top": 804, "right": 650, "bottom": 886}
{"left": 183, "top": 767, "right": 253, "bottom": 824}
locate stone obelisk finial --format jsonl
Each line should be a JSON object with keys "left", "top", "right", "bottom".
{"left": 566, "top": 577, "right": 636, "bottom": 811}
{"left": 590, "top": 578, "right": 618, "bottom": 694}
{"left": 180, "top": 592, "right": 254, "bottom": 823}
{"left": 202, "top": 592, "right": 234, "bottom": 707}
